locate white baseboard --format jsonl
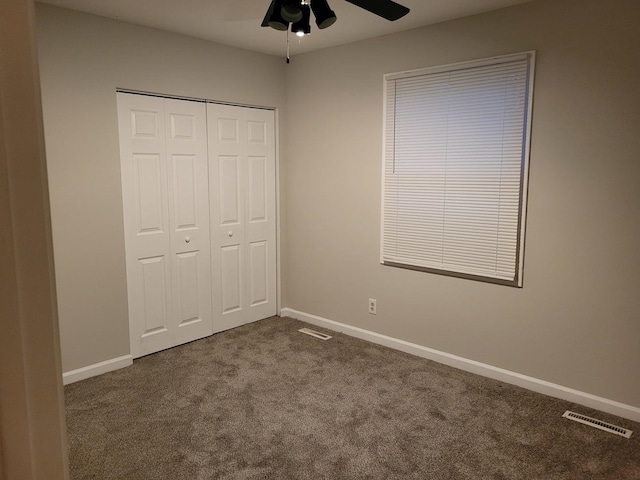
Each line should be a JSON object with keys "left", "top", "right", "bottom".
{"left": 281, "top": 308, "right": 640, "bottom": 423}
{"left": 62, "top": 354, "right": 133, "bottom": 385}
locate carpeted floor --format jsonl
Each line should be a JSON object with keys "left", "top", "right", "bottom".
{"left": 65, "top": 316, "right": 640, "bottom": 479}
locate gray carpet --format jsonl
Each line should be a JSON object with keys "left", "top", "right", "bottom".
{"left": 65, "top": 316, "right": 640, "bottom": 479}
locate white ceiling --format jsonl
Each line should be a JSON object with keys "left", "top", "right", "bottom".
{"left": 38, "top": 0, "right": 533, "bottom": 57}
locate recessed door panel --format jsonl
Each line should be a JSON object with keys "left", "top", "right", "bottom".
{"left": 248, "top": 121, "right": 266, "bottom": 145}
{"left": 248, "top": 156, "right": 267, "bottom": 223}
{"left": 221, "top": 245, "right": 241, "bottom": 313}
{"left": 219, "top": 155, "right": 240, "bottom": 225}
{"left": 218, "top": 118, "right": 239, "bottom": 142}
{"left": 172, "top": 154, "right": 197, "bottom": 230}
{"left": 131, "top": 110, "right": 159, "bottom": 138}
{"left": 170, "top": 114, "right": 195, "bottom": 139}
{"left": 176, "top": 251, "right": 200, "bottom": 325}
{"left": 139, "top": 256, "right": 169, "bottom": 336}
{"left": 134, "top": 154, "right": 164, "bottom": 234}
{"left": 249, "top": 241, "right": 268, "bottom": 306}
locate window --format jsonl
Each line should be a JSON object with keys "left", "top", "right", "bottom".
{"left": 381, "top": 52, "right": 535, "bottom": 286}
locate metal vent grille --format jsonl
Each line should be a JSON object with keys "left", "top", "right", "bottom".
{"left": 298, "top": 328, "right": 332, "bottom": 340}
{"left": 562, "top": 411, "right": 632, "bottom": 438}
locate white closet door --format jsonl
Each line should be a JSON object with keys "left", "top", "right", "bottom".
{"left": 118, "top": 93, "right": 212, "bottom": 358}
{"left": 207, "top": 104, "right": 276, "bottom": 331}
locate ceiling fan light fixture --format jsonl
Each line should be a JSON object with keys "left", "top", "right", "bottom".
{"left": 311, "top": 0, "right": 337, "bottom": 29}
{"left": 267, "top": 0, "right": 290, "bottom": 30}
{"left": 292, "top": 5, "right": 311, "bottom": 37}
{"left": 281, "top": 0, "right": 304, "bottom": 23}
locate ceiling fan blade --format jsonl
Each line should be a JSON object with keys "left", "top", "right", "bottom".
{"left": 261, "top": 0, "right": 277, "bottom": 27}
{"left": 344, "top": 0, "right": 410, "bottom": 21}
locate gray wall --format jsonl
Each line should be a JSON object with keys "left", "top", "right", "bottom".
{"left": 283, "top": 0, "right": 640, "bottom": 407}
{"left": 36, "top": 4, "right": 287, "bottom": 372}
{"left": 37, "top": 0, "right": 640, "bottom": 409}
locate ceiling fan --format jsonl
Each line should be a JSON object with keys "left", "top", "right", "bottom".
{"left": 261, "top": 0, "right": 410, "bottom": 36}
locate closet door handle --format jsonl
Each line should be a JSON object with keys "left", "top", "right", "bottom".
{"left": 185, "top": 237, "right": 191, "bottom": 244}
{"left": 228, "top": 231, "right": 234, "bottom": 237}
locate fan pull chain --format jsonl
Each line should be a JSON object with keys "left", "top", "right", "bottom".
{"left": 286, "top": 28, "right": 290, "bottom": 64}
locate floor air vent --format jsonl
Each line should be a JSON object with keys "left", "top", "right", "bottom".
{"left": 562, "top": 411, "right": 632, "bottom": 438}
{"left": 298, "top": 328, "right": 332, "bottom": 341}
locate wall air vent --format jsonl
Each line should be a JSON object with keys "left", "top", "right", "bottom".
{"left": 562, "top": 411, "right": 632, "bottom": 438}
{"left": 298, "top": 328, "right": 332, "bottom": 340}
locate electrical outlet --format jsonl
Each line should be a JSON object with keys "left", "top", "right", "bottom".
{"left": 368, "top": 298, "right": 377, "bottom": 315}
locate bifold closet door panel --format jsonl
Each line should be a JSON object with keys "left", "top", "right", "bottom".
{"left": 117, "top": 93, "right": 212, "bottom": 358}
{"left": 164, "top": 98, "right": 212, "bottom": 348}
{"left": 207, "top": 104, "right": 277, "bottom": 332}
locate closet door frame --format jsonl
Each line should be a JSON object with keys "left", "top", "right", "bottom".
{"left": 117, "top": 90, "right": 281, "bottom": 356}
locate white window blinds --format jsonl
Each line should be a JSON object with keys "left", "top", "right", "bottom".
{"left": 381, "top": 53, "right": 535, "bottom": 286}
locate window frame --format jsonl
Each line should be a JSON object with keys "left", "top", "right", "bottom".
{"left": 380, "top": 52, "right": 536, "bottom": 287}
